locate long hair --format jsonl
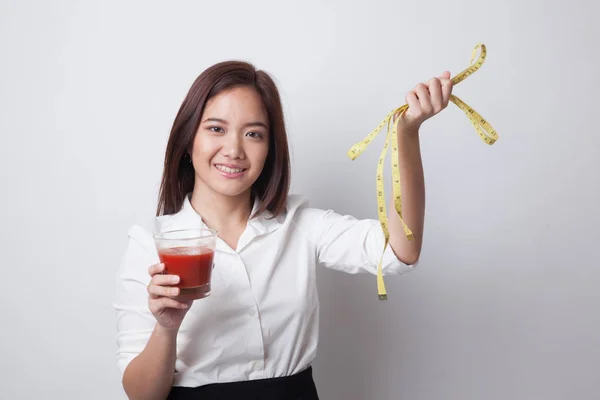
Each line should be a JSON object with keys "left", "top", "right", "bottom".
{"left": 156, "top": 61, "right": 291, "bottom": 217}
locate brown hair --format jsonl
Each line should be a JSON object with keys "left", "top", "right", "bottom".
{"left": 156, "top": 61, "right": 291, "bottom": 218}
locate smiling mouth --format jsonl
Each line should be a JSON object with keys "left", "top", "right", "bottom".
{"left": 214, "top": 164, "right": 247, "bottom": 174}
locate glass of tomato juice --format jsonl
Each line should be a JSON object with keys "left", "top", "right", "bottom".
{"left": 153, "top": 228, "right": 217, "bottom": 301}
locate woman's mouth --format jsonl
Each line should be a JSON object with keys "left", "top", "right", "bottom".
{"left": 214, "top": 164, "right": 247, "bottom": 178}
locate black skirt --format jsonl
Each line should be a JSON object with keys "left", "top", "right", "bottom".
{"left": 167, "top": 366, "right": 319, "bottom": 400}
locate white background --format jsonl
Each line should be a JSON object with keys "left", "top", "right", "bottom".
{"left": 1, "top": 0, "right": 599, "bottom": 399}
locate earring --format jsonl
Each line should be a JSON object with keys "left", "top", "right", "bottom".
{"left": 184, "top": 153, "right": 192, "bottom": 163}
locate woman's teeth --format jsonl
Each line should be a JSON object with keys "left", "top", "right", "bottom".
{"left": 216, "top": 165, "right": 245, "bottom": 173}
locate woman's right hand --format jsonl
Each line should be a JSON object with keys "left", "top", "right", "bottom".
{"left": 147, "top": 263, "right": 193, "bottom": 331}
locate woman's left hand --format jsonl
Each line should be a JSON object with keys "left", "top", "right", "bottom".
{"left": 396, "top": 71, "right": 453, "bottom": 135}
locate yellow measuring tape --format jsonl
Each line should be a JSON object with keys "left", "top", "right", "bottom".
{"left": 347, "top": 43, "right": 498, "bottom": 300}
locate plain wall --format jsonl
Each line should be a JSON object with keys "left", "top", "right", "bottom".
{"left": 1, "top": 0, "right": 599, "bottom": 399}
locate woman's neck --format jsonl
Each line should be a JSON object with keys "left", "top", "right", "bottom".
{"left": 189, "top": 185, "right": 253, "bottom": 234}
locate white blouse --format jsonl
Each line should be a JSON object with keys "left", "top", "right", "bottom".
{"left": 114, "top": 194, "right": 416, "bottom": 388}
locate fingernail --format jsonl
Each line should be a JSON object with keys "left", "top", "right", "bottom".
{"left": 170, "top": 288, "right": 179, "bottom": 296}
{"left": 171, "top": 276, "right": 179, "bottom": 283}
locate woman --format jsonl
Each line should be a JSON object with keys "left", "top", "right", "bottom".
{"left": 114, "top": 60, "right": 453, "bottom": 400}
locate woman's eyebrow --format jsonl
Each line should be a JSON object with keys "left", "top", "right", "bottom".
{"left": 202, "top": 117, "right": 267, "bottom": 129}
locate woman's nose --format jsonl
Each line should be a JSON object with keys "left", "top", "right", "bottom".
{"left": 222, "top": 134, "right": 244, "bottom": 159}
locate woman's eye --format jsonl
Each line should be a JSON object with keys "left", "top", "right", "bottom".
{"left": 209, "top": 126, "right": 224, "bottom": 133}
{"left": 246, "top": 131, "right": 263, "bottom": 139}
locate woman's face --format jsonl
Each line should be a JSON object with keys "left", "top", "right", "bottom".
{"left": 191, "top": 86, "right": 270, "bottom": 199}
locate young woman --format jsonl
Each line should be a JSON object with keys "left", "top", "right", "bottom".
{"left": 114, "top": 61, "right": 453, "bottom": 400}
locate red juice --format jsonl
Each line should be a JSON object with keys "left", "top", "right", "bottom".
{"left": 158, "top": 246, "right": 215, "bottom": 299}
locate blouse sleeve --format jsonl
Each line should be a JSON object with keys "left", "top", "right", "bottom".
{"left": 309, "top": 208, "right": 418, "bottom": 275}
{"left": 113, "top": 225, "right": 159, "bottom": 378}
